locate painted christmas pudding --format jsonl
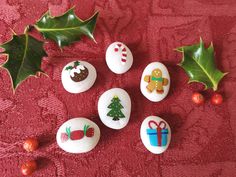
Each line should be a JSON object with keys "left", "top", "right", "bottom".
{"left": 65, "top": 61, "right": 89, "bottom": 82}
{"left": 61, "top": 60, "right": 97, "bottom": 94}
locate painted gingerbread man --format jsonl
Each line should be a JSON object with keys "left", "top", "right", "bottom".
{"left": 144, "top": 68, "right": 169, "bottom": 94}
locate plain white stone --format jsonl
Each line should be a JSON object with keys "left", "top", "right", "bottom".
{"left": 98, "top": 88, "right": 131, "bottom": 129}
{"left": 106, "top": 42, "right": 133, "bottom": 74}
{"left": 56, "top": 118, "right": 100, "bottom": 153}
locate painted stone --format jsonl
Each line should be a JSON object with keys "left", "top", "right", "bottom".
{"left": 61, "top": 61, "right": 96, "bottom": 93}
{"left": 56, "top": 118, "right": 100, "bottom": 153}
{"left": 106, "top": 42, "right": 133, "bottom": 74}
{"left": 140, "top": 62, "right": 170, "bottom": 102}
{"left": 98, "top": 88, "right": 131, "bottom": 129}
{"left": 140, "top": 116, "right": 171, "bottom": 154}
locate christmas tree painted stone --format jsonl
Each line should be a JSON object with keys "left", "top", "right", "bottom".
{"left": 56, "top": 118, "right": 100, "bottom": 153}
{"left": 61, "top": 61, "right": 97, "bottom": 93}
{"left": 140, "top": 62, "right": 170, "bottom": 102}
{"left": 98, "top": 88, "right": 131, "bottom": 129}
{"left": 140, "top": 116, "right": 171, "bottom": 154}
{"left": 106, "top": 42, "right": 133, "bottom": 74}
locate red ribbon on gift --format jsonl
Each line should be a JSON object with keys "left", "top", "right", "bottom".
{"left": 148, "top": 120, "right": 166, "bottom": 146}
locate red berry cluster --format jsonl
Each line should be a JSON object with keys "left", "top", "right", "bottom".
{"left": 192, "top": 92, "right": 223, "bottom": 105}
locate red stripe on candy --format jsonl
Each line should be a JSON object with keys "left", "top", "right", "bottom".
{"left": 121, "top": 59, "right": 126, "bottom": 62}
{"left": 122, "top": 54, "right": 127, "bottom": 57}
{"left": 122, "top": 48, "right": 126, "bottom": 52}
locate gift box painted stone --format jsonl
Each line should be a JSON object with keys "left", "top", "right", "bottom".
{"left": 98, "top": 88, "right": 131, "bottom": 129}
{"left": 56, "top": 118, "right": 100, "bottom": 153}
{"left": 147, "top": 126, "right": 168, "bottom": 146}
{"left": 61, "top": 61, "right": 97, "bottom": 93}
{"left": 140, "top": 116, "right": 171, "bottom": 154}
{"left": 106, "top": 42, "right": 133, "bottom": 74}
{"left": 140, "top": 62, "right": 170, "bottom": 102}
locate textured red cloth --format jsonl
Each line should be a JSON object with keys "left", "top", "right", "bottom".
{"left": 0, "top": 0, "right": 236, "bottom": 176}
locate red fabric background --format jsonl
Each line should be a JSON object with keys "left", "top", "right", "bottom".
{"left": 0, "top": 0, "right": 236, "bottom": 176}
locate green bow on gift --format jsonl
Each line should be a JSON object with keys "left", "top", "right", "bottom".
{"left": 151, "top": 76, "right": 163, "bottom": 82}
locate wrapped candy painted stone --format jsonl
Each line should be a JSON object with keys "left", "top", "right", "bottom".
{"left": 56, "top": 118, "right": 100, "bottom": 153}
{"left": 98, "top": 88, "right": 131, "bottom": 129}
{"left": 106, "top": 42, "right": 133, "bottom": 74}
{"left": 140, "top": 116, "right": 171, "bottom": 154}
{"left": 61, "top": 61, "right": 96, "bottom": 93}
{"left": 140, "top": 62, "right": 170, "bottom": 102}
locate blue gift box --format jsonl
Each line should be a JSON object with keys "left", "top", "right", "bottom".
{"left": 146, "top": 128, "right": 168, "bottom": 146}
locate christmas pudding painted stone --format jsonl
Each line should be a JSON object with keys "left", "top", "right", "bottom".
{"left": 98, "top": 88, "right": 131, "bottom": 129}
{"left": 140, "top": 62, "right": 170, "bottom": 102}
{"left": 106, "top": 42, "right": 133, "bottom": 74}
{"left": 56, "top": 118, "right": 100, "bottom": 153}
{"left": 61, "top": 61, "right": 97, "bottom": 93}
{"left": 140, "top": 116, "right": 171, "bottom": 154}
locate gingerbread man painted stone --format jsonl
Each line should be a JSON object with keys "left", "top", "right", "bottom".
{"left": 144, "top": 68, "right": 169, "bottom": 94}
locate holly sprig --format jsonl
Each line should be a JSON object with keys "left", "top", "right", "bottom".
{"left": 65, "top": 61, "right": 80, "bottom": 71}
{"left": 176, "top": 38, "right": 227, "bottom": 91}
{"left": 0, "top": 7, "right": 99, "bottom": 92}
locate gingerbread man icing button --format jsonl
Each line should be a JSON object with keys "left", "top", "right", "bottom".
{"left": 106, "top": 42, "right": 133, "bottom": 74}
{"left": 140, "top": 62, "right": 170, "bottom": 102}
{"left": 61, "top": 61, "right": 97, "bottom": 93}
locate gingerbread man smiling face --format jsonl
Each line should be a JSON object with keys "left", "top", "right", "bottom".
{"left": 144, "top": 68, "right": 169, "bottom": 94}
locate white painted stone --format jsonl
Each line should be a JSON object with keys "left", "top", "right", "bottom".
{"left": 98, "top": 88, "right": 131, "bottom": 129}
{"left": 140, "top": 62, "right": 170, "bottom": 102}
{"left": 140, "top": 116, "right": 171, "bottom": 154}
{"left": 56, "top": 118, "right": 100, "bottom": 153}
{"left": 106, "top": 42, "right": 133, "bottom": 74}
{"left": 61, "top": 61, "right": 96, "bottom": 93}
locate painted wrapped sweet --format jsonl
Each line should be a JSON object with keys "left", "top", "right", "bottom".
{"left": 56, "top": 118, "right": 100, "bottom": 153}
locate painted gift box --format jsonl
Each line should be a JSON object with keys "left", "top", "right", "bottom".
{"left": 146, "top": 120, "right": 168, "bottom": 147}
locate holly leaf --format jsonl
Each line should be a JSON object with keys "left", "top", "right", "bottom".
{"left": 0, "top": 30, "right": 47, "bottom": 90}
{"left": 34, "top": 7, "right": 99, "bottom": 48}
{"left": 176, "top": 38, "right": 227, "bottom": 91}
{"left": 65, "top": 66, "right": 73, "bottom": 71}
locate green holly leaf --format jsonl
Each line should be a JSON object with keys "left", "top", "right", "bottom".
{"left": 74, "top": 61, "right": 80, "bottom": 67}
{"left": 0, "top": 29, "right": 47, "bottom": 90}
{"left": 34, "top": 7, "right": 99, "bottom": 48}
{"left": 176, "top": 38, "right": 227, "bottom": 91}
{"left": 65, "top": 66, "right": 73, "bottom": 70}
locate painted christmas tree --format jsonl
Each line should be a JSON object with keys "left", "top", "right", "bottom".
{"left": 107, "top": 96, "right": 125, "bottom": 121}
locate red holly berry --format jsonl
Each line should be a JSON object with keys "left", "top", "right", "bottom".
{"left": 23, "top": 138, "right": 39, "bottom": 152}
{"left": 192, "top": 92, "right": 205, "bottom": 105}
{"left": 21, "top": 160, "right": 37, "bottom": 176}
{"left": 211, "top": 93, "right": 223, "bottom": 105}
